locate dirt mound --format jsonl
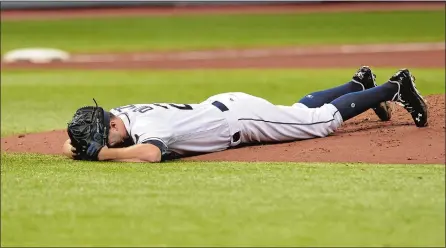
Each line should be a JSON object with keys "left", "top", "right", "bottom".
{"left": 2, "top": 94, "right": 444, "bottom": 164}
{"left": 2, "top": 130, "right": 68, "bottom": 156}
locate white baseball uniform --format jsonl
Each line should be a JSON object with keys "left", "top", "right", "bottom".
{"left": 109, "top": 92, "right": 343, "bottom": 158}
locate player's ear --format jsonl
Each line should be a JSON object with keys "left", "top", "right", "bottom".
{"left": 109, "top": 119, "right": 117, "bottom": 130}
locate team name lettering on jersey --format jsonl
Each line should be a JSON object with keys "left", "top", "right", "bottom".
{"left": 113, "top": 104, "right": 193, "bottom": 113}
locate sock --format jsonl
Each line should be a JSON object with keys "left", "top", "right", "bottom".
{"left": 331, "top": 82, "right": 398, "bottom": 122}
{"left": 298, "top": 81, "right": 364, "bottom": 108}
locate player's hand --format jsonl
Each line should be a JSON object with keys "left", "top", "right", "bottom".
{"left": 62, "top": 139, "right": 78, "bottom": 159}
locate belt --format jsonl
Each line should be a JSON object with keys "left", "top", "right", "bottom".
{"left": 212, "top": 101, "right": 241, "bottom": 143}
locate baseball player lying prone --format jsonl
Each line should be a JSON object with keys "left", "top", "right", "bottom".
{"left": 63, "top": 67, "right": 428, "bottom": 162}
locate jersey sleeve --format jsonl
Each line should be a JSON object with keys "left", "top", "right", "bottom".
{"left": 141, "top": 139, "right": 168, "bottom": 156}
{"left": 130, "top": 119, "right": 172, "bottom": 156}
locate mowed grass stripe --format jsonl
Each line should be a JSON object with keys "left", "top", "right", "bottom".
{"left": 1, "top": 10, "right": 444, "bottom": 53}
{"left": 1, "top": 153, "right": 444, "bottom": 246}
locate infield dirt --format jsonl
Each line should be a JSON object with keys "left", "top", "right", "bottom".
{"left": 1, "top": 2, "right": 444, "bottom": 164}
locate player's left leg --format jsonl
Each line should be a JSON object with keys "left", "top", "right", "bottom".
{"left": 330, "top": 68, "right": 427, "bottom": 127}
{"left": 297, "top": 66, "right": 391, "bottom": 121}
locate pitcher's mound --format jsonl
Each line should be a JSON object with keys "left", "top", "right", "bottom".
{"left": 1, "top": 94, "right": 444, "bottom": 164}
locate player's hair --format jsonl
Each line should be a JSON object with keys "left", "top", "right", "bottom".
{"left": 108, "top": 112, "right": 116, "bottom": 120}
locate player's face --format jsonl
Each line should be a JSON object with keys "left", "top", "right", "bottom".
{"left": 107, "top": 119, "right": 126, "bottom": 147}
{"left": 108, "top": 129, "right": 124, "bottom": 147}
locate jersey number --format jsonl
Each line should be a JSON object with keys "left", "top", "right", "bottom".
{"left": 114, "top": 103, "right": 193, "bottom": 113}
{"left": 167, "top": 104, "right": 193, "bottom": 110}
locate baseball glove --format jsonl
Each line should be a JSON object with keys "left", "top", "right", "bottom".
{"left": 67, "top": 99, "right": 110, "bottom": 161}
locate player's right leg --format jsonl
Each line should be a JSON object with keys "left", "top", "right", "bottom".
{"left": 297, "top": 66, "right": 392, "bottom": 121}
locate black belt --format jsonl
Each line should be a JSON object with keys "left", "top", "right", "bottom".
{"left": 212, "top": 101, "right": 241, "bottom": 143}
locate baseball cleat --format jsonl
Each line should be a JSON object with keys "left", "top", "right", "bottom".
{"left": 352, "top": 66, "right": 392, "bottom": 121}
{"left": 388, "top": 69, "right": 428, "bottom": 127}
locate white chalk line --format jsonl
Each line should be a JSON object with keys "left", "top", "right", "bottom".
{"left": 69, "top": 42, "right": 445, "bottom": 63}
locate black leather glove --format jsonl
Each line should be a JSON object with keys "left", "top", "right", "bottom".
{"left": 67, "top": 100, "right": 110, "bottom": 162}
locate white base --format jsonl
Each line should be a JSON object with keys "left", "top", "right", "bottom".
{"left": 2, "top": 48, "right": 70, "bottom": 63}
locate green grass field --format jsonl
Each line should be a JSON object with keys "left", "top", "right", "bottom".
{"left": 1, "top": 10, "right": 444, "bottom": 53}
{"left": 2, "top": 9, "right": 445, "bottom": 247}
{"left": 2, "top": 154, "right": 444, "bottom": 246}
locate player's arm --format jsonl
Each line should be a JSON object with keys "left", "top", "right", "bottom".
{"left": 62, "top": 138, "right": 162, "bottom": 163}
{"left": 97, "top": 144, "right": 162, "bottom": 163}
